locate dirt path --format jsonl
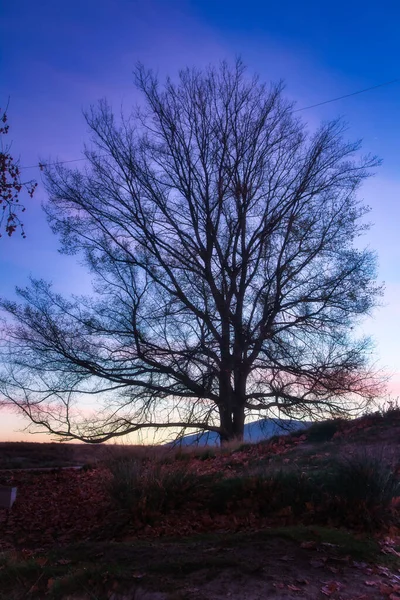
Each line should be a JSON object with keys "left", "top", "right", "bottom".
{"left": 35, "top": 528, "right": 399, "bottom": 600}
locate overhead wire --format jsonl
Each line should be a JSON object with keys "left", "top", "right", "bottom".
{"left": 293, "top": 78, "right": 399, "bottom": 112}
{"left": 19, "top": 77, "right": 399, "bottom": 171}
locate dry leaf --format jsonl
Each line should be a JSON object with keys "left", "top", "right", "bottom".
{"left": 47, "top": 578, "right": 55, "bottom": 590}
{"left": 301, "top": 540, "right": 317, "bottom": 549}
{"left": 321, "top": 581, "right": 342, "bottom": 596}
{"left": 287, "top": 584, "right": 302, "bottom": 591}
{"left": 328, "top": 566, "right": 339, "bottom": 574}
{"left": 273, "top": 582, "right": 285, "bottom": 589}
{"left": 380, "top": 584, "right": 395, "bottom": 595}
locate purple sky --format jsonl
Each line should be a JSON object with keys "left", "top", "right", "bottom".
{"left": 1, "top": 0, "right": 400, "bottom": 440}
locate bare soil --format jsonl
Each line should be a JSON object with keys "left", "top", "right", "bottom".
{"left": 106, "top": 532, "right": 400, "bottom": 600}
{"left": 4, "top": 528, "right": 396, "bottom": 600}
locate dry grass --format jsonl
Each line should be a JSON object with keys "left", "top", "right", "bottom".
{"left": 0, "top": 437, "right": 252, "bottom": 471}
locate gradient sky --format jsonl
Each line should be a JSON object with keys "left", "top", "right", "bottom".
{"left": 0, "top": 0, "right": 399, "bottom": 441}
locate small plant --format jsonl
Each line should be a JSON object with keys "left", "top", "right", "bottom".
{"left": 232, "top": 442, "right": 253, "bottom": 453}
{"left": 173, "top": 449, "right": 192, "bottom": 462}
{"left": 196, "top": 448, "right": 217, "bottom": 461}
{"left": 258, "top": 468, "right": 325, "bottom": 517}
{"left": 306, "top": 419, "right": 344, "bottom": 443}
{"left": 208, "top": 476, "right": 249, "bottom": 513}
{"left": 326, "top": 451, "right": 400, "bottom": 529}
{"left": 107, "top": 457, "right": 198, "bottom": 522}
{"left": 380, "top": 398, "right": 400, "bottom": 422}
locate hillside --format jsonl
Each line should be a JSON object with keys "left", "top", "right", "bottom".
{"left": 0, "top": 408, "right": 399, "bottom": 599}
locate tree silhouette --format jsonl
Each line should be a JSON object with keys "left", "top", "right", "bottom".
{"left": 0, "top": 62, "right": 383, "bottom": 443}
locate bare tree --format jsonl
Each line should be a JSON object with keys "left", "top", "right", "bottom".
{"left": 0, "top": 61, "right": 383, "bottom": 443}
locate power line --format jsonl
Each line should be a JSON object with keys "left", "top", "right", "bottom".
{"left": 20, "top": 77, "right": 399, "bottom": 171}
{"left": 294, "top": 78, "right": 399, "bottom": 112}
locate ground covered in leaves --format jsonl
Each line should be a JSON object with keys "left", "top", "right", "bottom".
{"left": 0, "top": 410, "right": 400, "bottom": 599}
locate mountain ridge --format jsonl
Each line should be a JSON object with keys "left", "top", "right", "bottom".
{"left": 172, "top": 417, "right": 310, "bottom": 446}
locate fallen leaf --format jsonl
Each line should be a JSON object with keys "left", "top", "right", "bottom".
{"left": 380, "top": 584, "right": 396, "bottom": 594}
{"left": 310, "top": 558, "right": 326, "bottom": 568}
{"left": 328, "top": 566, "right": 339, "bottom": 574}
{"left": 301, "top": 540, "right": 317, "bottom": 549}
{"left": 47, "top": 578, "right": 55, "bottom": 591}
{"left": 385, "top": 548, "right": 400, "bottom": 557}
{"left": 321, "top": 581, "right": 342, "bottom": 596}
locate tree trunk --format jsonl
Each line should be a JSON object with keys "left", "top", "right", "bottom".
{"left": 219, "top": 405, "right": 234, "bottom": 444}
{"left": 218, "top": 386, "right": 246, "bottom": 444}
{"left": 218, "top": 366, "right": 234, "bottom": 444}
{"left": 218, "top": 404, "right": 245, "bottom": 444}
{"left": 232, "top": 404, "right": 245, "bottom": 439}
{"left": 218, "top": 362, "right": 248, "bottom": 444}
{"left": 230, "top": 369, "right": 247, "bottom": 442}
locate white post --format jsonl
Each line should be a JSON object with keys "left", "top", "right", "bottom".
{"left": 0, "top": 486, "right": 17, "bottom": 509}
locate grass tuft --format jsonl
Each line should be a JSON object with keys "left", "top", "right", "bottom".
{"left": 106, "top": 456, "right": 199, "bottom": 522}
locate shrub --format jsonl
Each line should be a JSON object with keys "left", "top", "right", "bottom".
{"left": 380, "top": 398, "right": 400, "bottom": 423}
{"left": 208, "top": 476, "right": 250, "bottom": 513}
{"left": 254, "top": 453, "right": 400, "bottom": 530}
{"left": 261, "top": 469, "right": 316, "bottom": 516}
{"left": 209, "top": 470, "right": 320, "bottom": 517}
{"left": 107, "top": 457, "right": 198, "bottom": 522}
{"left": 326, "top": 451, "right": 400, "bottom": 529}
{"left": 196, "top": 448, "right": 217, "bottom": 461}
{"left": 306, "top": 419, "right": 344, "bottom": 443}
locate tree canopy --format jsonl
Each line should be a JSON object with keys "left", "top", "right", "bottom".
{"left": 0, "top": 61, "right": 383, "bottom": 443}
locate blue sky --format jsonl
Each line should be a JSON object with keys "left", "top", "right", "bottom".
{"left": 0, "top": 0, "right": 399, "bottom": 440}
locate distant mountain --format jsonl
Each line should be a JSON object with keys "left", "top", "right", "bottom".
{"left": 172, "top": 418, "right": 310, "bottom": 446}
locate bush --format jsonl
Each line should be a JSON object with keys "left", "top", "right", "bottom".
{"left": 208, "top": 470, "right": 320, "bottom": 517}
{"left": 326, "top": 451, "right": 400, "bottom": 529}
{"left": 261, "top": 469, "right": 318, "bottom": 516}
{"left": 208, "top": 476, "right": 250, "bottom": 513}
{"left": 106, "top": 447, "right": 399, "bottom": 532}
{"left": 253, "top": 452, "right": 400, "bottom": 529}
{"left": 306, "top": 419, "right": 344, "bottom": 443}
{"left": 196, "top": 448, "right": 217, "bottom": 461}
{"left": 380, "top": 398, "right": 400, "bottom": 422}
{"left": 107, "top": 457, "right": 198, "bottom": 522}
